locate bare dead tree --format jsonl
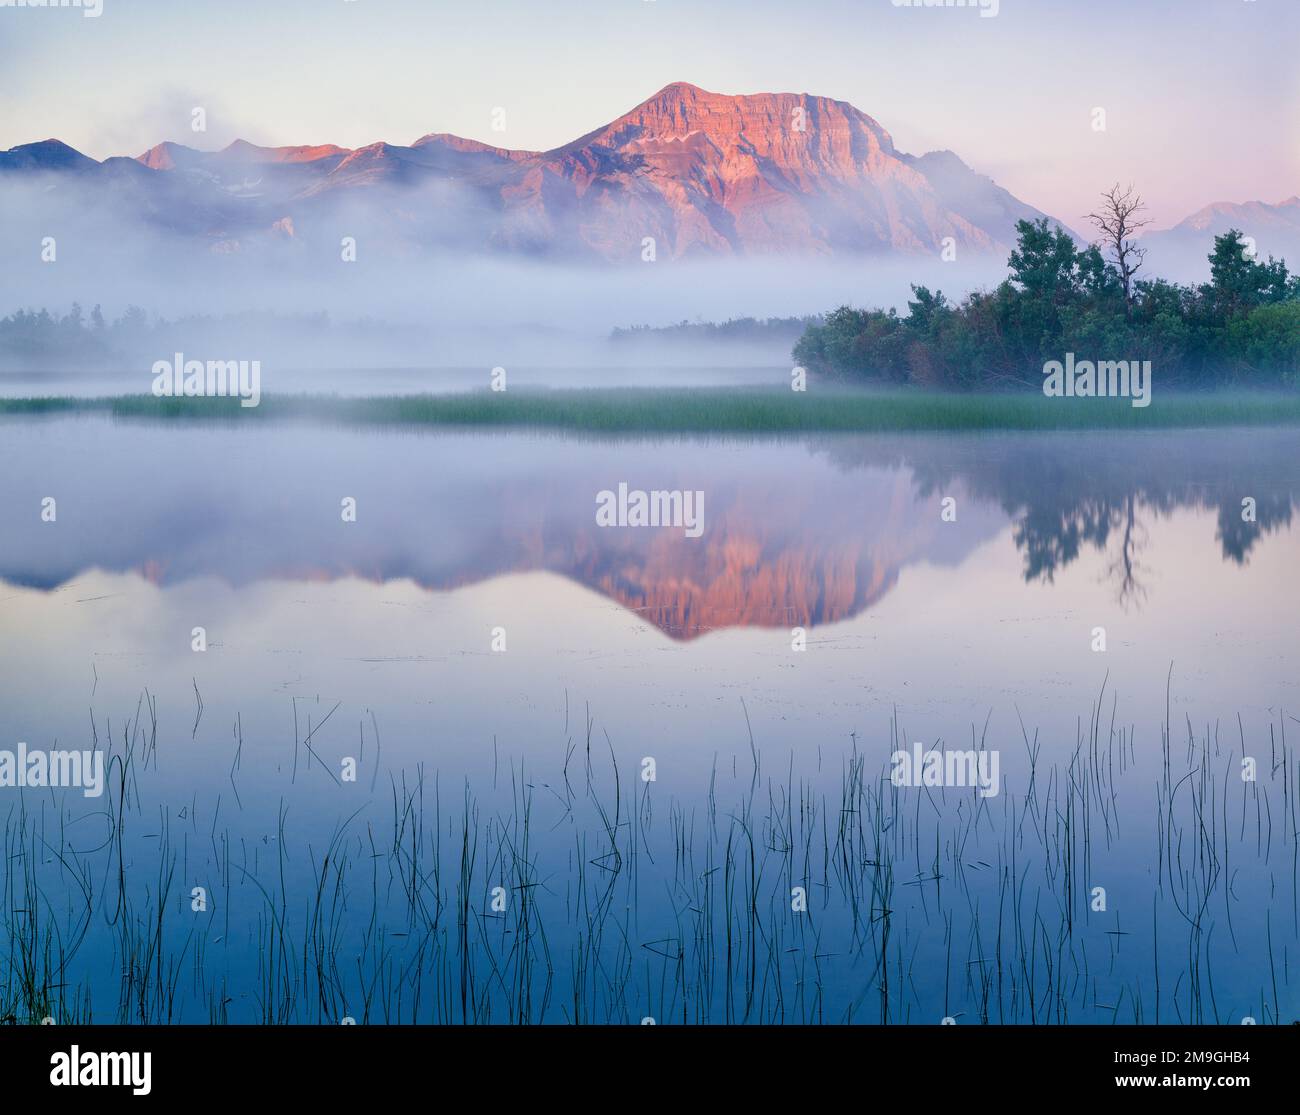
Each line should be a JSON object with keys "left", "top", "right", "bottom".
{"left": 1104, "top": 492, "right": 1150, "bottom": 609}
{"left": 1086, "top": 183, "right": 1151, "bottom": 317}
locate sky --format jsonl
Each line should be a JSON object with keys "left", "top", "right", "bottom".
{"left": 0, "top": 0, "right": 1297, "bottom": 228}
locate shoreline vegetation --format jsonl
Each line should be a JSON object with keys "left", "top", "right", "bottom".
{"left": 4, "top": 388, "right": 1300, "bottom": 433}
{"left": 795, "top": 211, "right": 1300, "bottom": 389}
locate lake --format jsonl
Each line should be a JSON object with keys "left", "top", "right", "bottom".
{"left": 1, "top": 412, "right": 1297, "bottom": 1024}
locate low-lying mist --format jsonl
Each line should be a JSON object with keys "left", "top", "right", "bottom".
{"left": 0, "top": 172, "right": 1014, "bottom": 380}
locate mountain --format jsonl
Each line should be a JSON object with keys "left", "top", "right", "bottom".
{"left": 1172, "top": 196, "right": 1300, "bottom": 238}
{"left": 486, "top": 82, "right": 1064, "bottom": 258}
{"left": 0, "top": 138, "right": 98, "bottom": 174}
{"left": 1142, "top": 196, "right": 1300, "bottom": 279}
{"left": 0, "top": 83, "right": 1070, "bottom": 261}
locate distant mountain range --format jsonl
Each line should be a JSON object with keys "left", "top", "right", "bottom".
{"left": 3, "top": 82, "right": 1289, "bottom": 272}
{"left": 0, "top": 82, "right": 1072, "bottom": 262}
{"left": 1141, "top": 196, "right": 1300, "bottom": 277}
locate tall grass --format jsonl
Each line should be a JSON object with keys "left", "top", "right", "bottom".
{"left": 4, "top": 388, "right": 1300, "bottom": 433}
{"left": 1, "top": 684, "right": 1295, "bottom": 1024}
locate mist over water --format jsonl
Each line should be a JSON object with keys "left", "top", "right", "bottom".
{"left": 0, "top": 171, "right": 1021, "bottom": 375}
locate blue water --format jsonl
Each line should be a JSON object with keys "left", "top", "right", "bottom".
{"left": 0, "top": 416, "right": 1297, "bottom": 1024}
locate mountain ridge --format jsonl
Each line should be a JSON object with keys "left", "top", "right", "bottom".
{"left": 3, "top": 82, "right": 1075, "bottom": 260}
{"left": 1140, "top": 195, "right": 1300, "bottom": 279}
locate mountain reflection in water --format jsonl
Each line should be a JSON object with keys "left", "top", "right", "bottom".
{"left": 0, "top": 420, "right": 1295, "bottom": 637}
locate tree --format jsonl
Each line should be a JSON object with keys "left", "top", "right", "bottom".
{"left": 1007, "top": 218, "right": 1085, "bottom": 303}
{"left": 1204, "top": 229, "right": 1293, "bottom": 319}
{"left": 790, "top": 207, "right": 1300, "bottom": 388}
{"left": 1086, "top": 184, "right": 1151, "bottom": 317}
{"left": 904, "top": 285, "right": 949, "bottom": 333}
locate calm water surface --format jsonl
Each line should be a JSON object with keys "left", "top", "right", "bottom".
{"left": 0, "top": 415, "right": 1296, "bottom": 1023}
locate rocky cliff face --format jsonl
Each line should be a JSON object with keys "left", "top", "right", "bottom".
{"left": 490, "top": 82, "right": 1054, "bottom": 258}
